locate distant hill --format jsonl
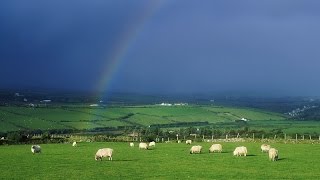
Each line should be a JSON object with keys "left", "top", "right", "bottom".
{"left": 293, "top": 106, "right": 320, "bottom": 121}
{"left": 0, "top": 105, "right": 286, "bottom": 133}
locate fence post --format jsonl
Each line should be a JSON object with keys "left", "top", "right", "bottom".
{"left": 302, "top": 135, "right": 304, "bottom": 140}
{"left": 253, "top": 133, "right": 255, "bottom": 140}
{"left": 211, "top": 135, "right": 213, "bottom": 140}
{"left": 262, "top": 134, "right": 264, "bottom": 140}
{"left": 284, "top": 134, "right": 286, "bottom": 140}
{"left": 202, "top": 135, "right": 205, "bottom": 141}
{"left": 226, "top": 134, "right": 228, "bottom": 140}
{"left": 309, "top": 135, "right": 312, "bottom": 140}
{"left": 296, "top": 134, "right": 298, "bottom": 142}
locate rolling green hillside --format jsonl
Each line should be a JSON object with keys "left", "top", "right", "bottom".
{"left": 0, "top": 105, "right": 286, "bottom": 133}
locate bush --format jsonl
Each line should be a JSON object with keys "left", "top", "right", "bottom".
{"left": 7, "top": 132, "right": 23, "bottom": 143}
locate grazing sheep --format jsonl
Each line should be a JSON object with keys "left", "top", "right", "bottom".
{"left": 186, "top": 140, "right": 192, "bottom": 145}
{"left": 95, "top": 148, "right": 113, "bottom": 161}
{"left": 269, "top": 148, "right": 279, "bottom": 161}
{"left": 209, "top": 144, "right": 222, "bottom": 153}
{"left": 31, "top": 145, "right": 41, "bottom": 154}
{"left": 72, "top": 141, "right": 77, "bottom": 147}
{"left": 190, "top": 145, "right": 202, "bottom": 154}
{"left": 177, "top": 140, "right": 181, "bottom": 143}
{"left": 149, "top": 141, "right": 156, "bottom": 147}
{"left": 233, "top": 146, "right": 247, "bottom": 156}
{"left": 261, "top": 144, "right": 271, "bottom": 153}
{"left": 139, "top": 142, "right": 148, "bottom": 150}
{"left": 129, "top": 142, "right": 134, "bottom": 147}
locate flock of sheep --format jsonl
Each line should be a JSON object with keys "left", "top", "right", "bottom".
{"left": 261, "top": 144, "right": 279, "bottom": 161}
{"left": 30, "top": 140, "right": 279, "bottom": 162}
{"left": 187, "top": 141, "right": 278, "bottom": 161}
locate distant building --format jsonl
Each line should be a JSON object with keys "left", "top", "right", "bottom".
{"left": 235, "top": 118, "right": 249, "bottom": 123}
{"left": 174, "top": 103, "right": 188, "bottom": 106}
{"left": 240, "top": 118, "right": 248, "bottom": 122}
{"left": 286, "top": 105, "right": 318, "bottom": 117}
{"left": 89, "top": 104, "right": 99, "bottom": 107}
{"left": 160, "top": 103, "right": 172, "bottom": 106}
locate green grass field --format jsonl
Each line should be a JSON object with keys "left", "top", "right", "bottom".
{"left": 1, "top": 105, "right": 320, "bottom": 134}
{"left": 0, "top": 105, "right": 287, "bottom": 132}
{"left": 0, "top": 142, "right": 319, "bottom": 179}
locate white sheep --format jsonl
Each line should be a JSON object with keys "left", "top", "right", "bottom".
{"left": 209, "top": 144, "right": 222, "bottom": 153}
{"left": 95, "top": 148, "right": 113, "bottom": 161}
{"left": 190, "top": 145, "right": 202, "bottom": 154}
{"left": 186, "top": 140, "right": 192, "bottom": 145}
{"left": 139, "top": 142, "right": 148, "bottom": 150}
{"left": 72, "top": 141, "right": 77, "bottom": 147}
{"left": 233, "top": 146, "right": 247, "bottom": 156}
{"left": 149, "top": 141, "right": 156, "bottom": 147}
{"left": 268, "top": 148, "right": 279, "bottom": 161}
{"left": 261, "top": 144, "right": 271, "bottom": 153}
{"left": 31, "top": 145, "right": 41, "bottom": 154}
{"left": 129, "top": 142, "right": 134, "bottom": 147}
{"left": 177, "top": 140, "right": 181, "bottom": 143}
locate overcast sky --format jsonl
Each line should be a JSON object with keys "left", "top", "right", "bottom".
{"left": 1, "top": 0, "right": 320, "bottom": 96}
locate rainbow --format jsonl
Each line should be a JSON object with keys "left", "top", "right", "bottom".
{"left": 82, "top": 1, "right": 165, "bottom": 129}
{"left": 95, "top": 1, "right": 165, "bottom": 97}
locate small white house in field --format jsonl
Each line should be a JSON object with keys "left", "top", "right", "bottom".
{"left": 240, "top": 118, "right": 249, "bottom": 122}
{"left": 160, "top": 103, "right": 172, "bottom": 106}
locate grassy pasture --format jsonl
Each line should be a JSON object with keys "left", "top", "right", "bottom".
{"left": 1, "top": 105, "right": 319, "bottom": 134}
{"left": 0, "top": 142, "right": 319, "bottom": 179}
{"left": 0, "top": 105, "right": 287, "bottom": 132}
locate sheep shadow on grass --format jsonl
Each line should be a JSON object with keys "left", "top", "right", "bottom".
{"left": 97, "top": 159, "right": 138, "bottom": 162}
{"left": 245, "top": 154, "right": 257, "bottom": 157}
{"left": 220, "top": 151, "right": 230, "bottom": 154}
{"left": 276, "top": 158, "right": 286, "bottom": 161}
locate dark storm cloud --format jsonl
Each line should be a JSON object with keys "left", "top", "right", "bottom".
{"left": 0, "top": 0, "right": 151, "bottom": 90}
{"left": 1, "top": 0, "right": 320, "bottom": 96}
{"left": 115, "top": 0, "right": 320, "bottom": 95}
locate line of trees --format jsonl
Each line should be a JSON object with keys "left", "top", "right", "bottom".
{"left": 1, "top": 126, "right": 319, "bottom": 145}
{"left": 124, "top": 126, "right": 318, "bottom": 142}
